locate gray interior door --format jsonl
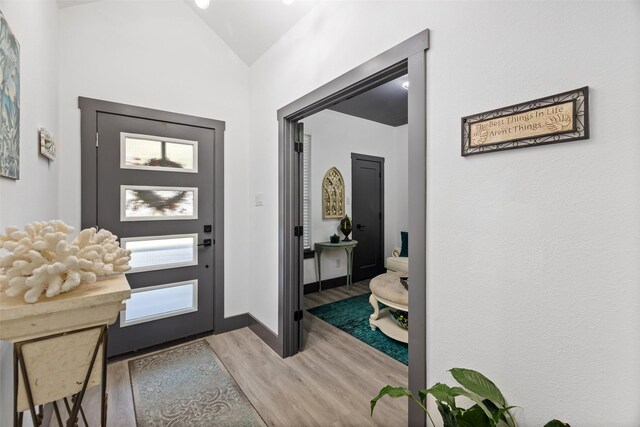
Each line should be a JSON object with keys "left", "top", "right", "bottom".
{"left": 96, "top": 112, "right": 216, "bottom": 357}
{"left": 351, "top": 153, "right": 385, "bottom": 282}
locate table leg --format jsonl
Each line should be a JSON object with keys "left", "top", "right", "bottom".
{"left": 315, "top": 247, "right": 322, "bottom": 292}
{"left": 350, "top": 248, "right": 354, "bottom": 289}
{"left": 345, "top": 247, "right": 353, "bottom": 294}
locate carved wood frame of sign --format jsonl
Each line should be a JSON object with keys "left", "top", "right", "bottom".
{"left": 322, "top": 166, "right": 345, "bottom": 219}
{"left": 461, "top": 87, "right": 589, "bottom": 156}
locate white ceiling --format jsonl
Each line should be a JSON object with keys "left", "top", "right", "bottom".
{"left": 57, "top": 0, "right": 319, "bottom": 66}
{"left": 186, "top": 0, "right": 318, "bottom": 65}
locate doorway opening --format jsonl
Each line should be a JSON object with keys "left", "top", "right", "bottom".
{"left": 301, "top": 76, "right": 407, "bottom": 367}
{"left": 276, "top": 30, "right": 429, "bottom": 425}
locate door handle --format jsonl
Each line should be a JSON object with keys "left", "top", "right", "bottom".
{"left": 357, "top": 224, "right": 366, "bottom": 230}
{"left": 197, "top": 239, "right": 212, "bottom": 247}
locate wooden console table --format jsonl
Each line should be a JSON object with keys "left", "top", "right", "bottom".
{"left": 314, "top": 240, "right": 358, "bottom": 292}
{"left": 0, "top": 274, "right": 131, "bottom": 426}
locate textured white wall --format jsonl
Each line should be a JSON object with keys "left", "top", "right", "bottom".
{"left": 57, "top": 1, "right": 252, "bottom": 317}
{"left": 0, "top": 1, "right": 60, "bottom": 424}
{"left": 302, "top": 110, "right": 408, "bottom": 284}
{"left": 248, "top": 1, "right": 640, "bottom": 425}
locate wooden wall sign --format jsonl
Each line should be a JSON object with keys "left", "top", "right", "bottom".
{"left": 462, "top": 87, "right": 589, "bottom": 156}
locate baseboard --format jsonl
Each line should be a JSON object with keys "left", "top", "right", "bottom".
{"left": 303, "top": 275, "right": 348, "bottom": 294}
{"left": 216, "top": 313, "right": 249, "bottom": 334}
{"left": 247, "top": 314, "right": 282, "bottom": 357}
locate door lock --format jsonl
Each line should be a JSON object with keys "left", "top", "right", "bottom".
{"left": 197, "top": 239, "right": 212, "bottom": 247}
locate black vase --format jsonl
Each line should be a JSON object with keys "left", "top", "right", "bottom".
{"left": 340, "top": 215, "right": 352, "bottom": 241}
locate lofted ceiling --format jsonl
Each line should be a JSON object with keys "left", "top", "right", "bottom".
{"left": 329, "top": 75, "right": 409, "bottom": 127}
{"left": 57, "top": 0, "right": 318, "bottom": 66}
{"left": 187, "top": 0, "right": 318, "bottom": 65}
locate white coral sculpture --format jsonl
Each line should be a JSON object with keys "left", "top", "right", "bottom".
{"left": 0, "top": 220, "right": 131, "bottom": 303}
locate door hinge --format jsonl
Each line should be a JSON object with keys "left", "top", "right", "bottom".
{"left": 294, "top": 310, "right": 304, "bottom": 322}
{"left": 294, "top": 225, "right": 304, "bottom": 237}
{"left": 294, "top": 141, "right": 303, "bottom": 153}
{"left": 95, "top": 132, "right": 99, "bottom": 147}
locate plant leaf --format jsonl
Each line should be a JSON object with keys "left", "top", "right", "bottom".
{"left": 492, "top": 405, "right": 518, "bottom": 425}
{"left": 436, "top": 401, "right": 459, "bottom": 427}
{"left": 457, "top": 404, "right": 494, "bottom": 427}
{"left": 423, "top": 383, "right": 458, "bottom": 408}
{"left": 544, "top": 421, "right": 571, "bottom": 427}
{"left": 370, "top": 386, "right": 414, "bottom": 416}
{"left": 450, "top": 387, "right": 495, "bottom": 422}
{"left": 450, "top": 368, "right": 507, "bottom": 407}
{"left": 483, "top": 400, "right": 518, "bottom": 427}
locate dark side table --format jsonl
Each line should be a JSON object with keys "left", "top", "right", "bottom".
{"left": 313, "top": 240, "right": 358, "bottom": 293}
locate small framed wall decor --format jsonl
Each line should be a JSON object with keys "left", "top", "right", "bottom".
{"left": 39, "top": 128, "right": 55, "bottom": 160}
{"left": 461, "top": 87, "right": 589, "bottom": 156}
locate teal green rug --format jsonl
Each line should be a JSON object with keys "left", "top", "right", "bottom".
{"left": 129, "top": 340, "right": 265, "bottom": 426}
{"left": 307, "top": 293, "right": 408, "bottom": 365}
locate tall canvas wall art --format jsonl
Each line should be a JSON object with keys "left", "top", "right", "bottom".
{"left": 0, "top": 11, "right": 20, "bottom": 180}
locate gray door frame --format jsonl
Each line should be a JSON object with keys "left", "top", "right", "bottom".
{"left": 78, "top": 97, "right": 231, "bottom": 335}
{"left": 351, "top": 152, "right": 385, "bottom": 282}
{"left": 275, "top": 30, "right": 429, "bottom": 426}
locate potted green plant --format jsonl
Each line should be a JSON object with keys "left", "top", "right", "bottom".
{"left": 371, "top": 368, "right": 569, "bottom": 427}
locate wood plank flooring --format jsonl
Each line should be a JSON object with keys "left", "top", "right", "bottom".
{"left": 65, "top": 280, "right": 406, "bottom": 426}
{"left": 304, "top": 280, "right": 371, "bottom": 310}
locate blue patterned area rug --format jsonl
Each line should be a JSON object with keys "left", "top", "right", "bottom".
{"left": 307, "top": 293, "right": 408, "bottom": 365}
{"left": 129, "top": 340, "right": 265, "bottom": 426}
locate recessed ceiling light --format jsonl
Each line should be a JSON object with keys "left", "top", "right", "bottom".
{"left": 282, "top": 0, "right": 295, "bottom": 5}
{"left": 402, "top": 81, "right": 409, "bottom": 90}
{"left": 195, "top": 0, "right": 210, "bottom": 9}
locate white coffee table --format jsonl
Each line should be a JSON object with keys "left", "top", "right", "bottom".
{"left": 369, "top": 272, "right": 408, "bottom": 343}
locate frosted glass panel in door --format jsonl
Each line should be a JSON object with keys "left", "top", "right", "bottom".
{"left": 120, "top": 185, "right": 198, "bottom": 221}
{"left": 121, "top": 133, "right": 197, "bottom": 172}
{"left": 121, "top": 234, "right": 198, "bottom": 273}
{"left": 121, "top": 280, "right": 198, "bottom": 327}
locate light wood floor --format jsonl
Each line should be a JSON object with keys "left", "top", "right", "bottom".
{"left": 304, "top": 280, "right": 371, "bottom": 310}
{"left": 65, "top": 281, "right": 406, "bottom": 426}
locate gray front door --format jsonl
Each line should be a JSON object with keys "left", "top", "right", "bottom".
{"left": 351, "top": 153, "right": 385, "bottom": 282}
{"left": 96, "top": 112, "right": 216, "bottom": 357}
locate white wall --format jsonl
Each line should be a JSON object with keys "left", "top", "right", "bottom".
{"left": 0, "top": 0, "right": 59, "bottom": 229}
{"left": 302, "top": 110, "right": 407, "bottom": 284}
{"left": 57, "top": 0, "right": 252, "bottom": 317}
{"left": 248, "top": 1, "right": 640, "bottom": 425}
{"left": 0, "top": 1, "right": 60, "bottom": 424}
